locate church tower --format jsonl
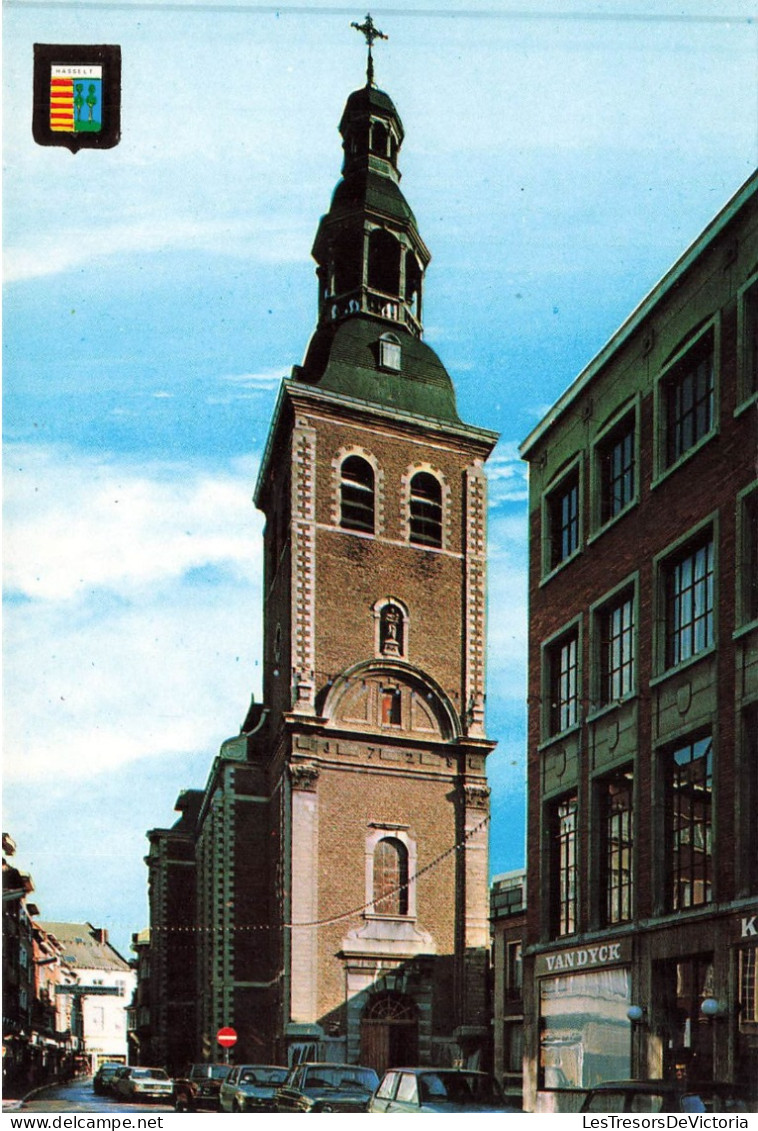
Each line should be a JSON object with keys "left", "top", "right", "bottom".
{"left": 189, "top": 19, "right": 499, "bottom": 1074}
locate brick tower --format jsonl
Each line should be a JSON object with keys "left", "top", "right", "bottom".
{"left": 185, "top": 35, "right": 500, "bottom": 1074}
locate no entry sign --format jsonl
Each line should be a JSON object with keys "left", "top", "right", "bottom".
{"left": 217, "top": 1026, "right": 238, "bottom": 1048}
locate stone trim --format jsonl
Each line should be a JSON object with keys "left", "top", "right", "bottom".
{"left": 291, "top": 418, "right": 317, "bottom": 713}
{"left": 464, "top": 462, "right": 488, "bottom": 736}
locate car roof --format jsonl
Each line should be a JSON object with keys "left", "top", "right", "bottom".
{"left": 588, "top": 1080, "right": 736, "bottom": 1092}
{"left": 385, "top": 1067, "right": 488, "bottom": 1076}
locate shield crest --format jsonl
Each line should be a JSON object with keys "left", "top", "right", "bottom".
{"left": 33, "top": 44, "right": 120, "bottom": 153}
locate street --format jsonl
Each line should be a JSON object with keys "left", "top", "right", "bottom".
{"left": 14, "top": 1078, "right": 174, "bottom": 1114}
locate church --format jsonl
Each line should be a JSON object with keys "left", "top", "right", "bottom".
{"left": 145, "top": 18, "right": 500, "bottom": 1075}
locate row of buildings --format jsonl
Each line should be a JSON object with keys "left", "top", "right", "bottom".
{"left": 2, "top": 834, "right": 135, "bottom": 1094}
{"left": 137, "top": 36, "right": 757, "bottom": 1114}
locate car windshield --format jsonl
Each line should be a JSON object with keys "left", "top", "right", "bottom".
{"left": 304, "top": 1068, "right": 378, "bottom": 1092}
{"left": 133, "top": 1069, "right": 168, "bottom": 1081}
{"left": 418, "top": 1073, "right": 504, "bottom": 1104}
{"left": 241, "top": 1068, "right": 288, "bottom": 1085}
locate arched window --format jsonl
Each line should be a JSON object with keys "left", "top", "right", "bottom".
{"left": 368, "top": 229, "right": 401, "bottom": 297}
{"left": 341, "top": 456, "right": 375, "bottom": 532}
{"left": 371, "top": 121, "right": 388, "bottom": 157}
{"left": 373, "top": 838, "right": 409, "bottom": 916}
{"left": 409, "top": 472, "right": 442, "bottom": 548}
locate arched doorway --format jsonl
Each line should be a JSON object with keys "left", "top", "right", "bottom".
{"left": 360, "top": 992, "right": 418, "bottom": 1076}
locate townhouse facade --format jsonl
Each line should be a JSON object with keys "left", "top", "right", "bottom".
{"left": 519, "top": 171, "right": 758, "bottom": 1112}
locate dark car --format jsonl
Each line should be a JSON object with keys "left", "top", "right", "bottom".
{"left": 173, "top": 1063, "right": 231, "bottom": 1111}
{"left": 273, "top": 1062, "right": 380, "bottom": 1113}
{"left": 92, "top": 1062, "right": 124, "bottom": 1095}
{"left": 218, "top": 1064, "right": 289, "bottom": 1112}
{"left": 580, "top": 1079, "right": 748, "bottom": 1114}
{"left": 369, "top": 1067, "right": 521, "bottom": 1113}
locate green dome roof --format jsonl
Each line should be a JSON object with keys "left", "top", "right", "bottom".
{"left": 296, "top": 317, "right": 461, "bottom": 424}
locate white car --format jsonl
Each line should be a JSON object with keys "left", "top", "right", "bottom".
{"left": 113, "top": 1066, "right": 174, "bottom": 1103}
{"left": 218, "top": 1064, "right": 289, "bottom": 1112}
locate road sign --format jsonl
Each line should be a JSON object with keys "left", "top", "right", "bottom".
{"left": 216, "top": 1027, "right": 237, "bottom": 1048}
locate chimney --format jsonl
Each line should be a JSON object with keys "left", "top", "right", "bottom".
{"left": 93, "top": 927, "right": 108, "bottom": 945}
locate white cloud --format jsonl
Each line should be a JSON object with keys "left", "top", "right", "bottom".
{"left": 4, "top": 444, "right": 261, "bottom": 601}
{"left": 3, "top": 444, "right": 264, "bottom": 783}
{"left": 3, "top": 214, "right": 312, "bottom": 284}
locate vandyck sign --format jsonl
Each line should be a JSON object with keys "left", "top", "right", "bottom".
{"left": 535, "top": 937, "right": 632, "bottom": 977}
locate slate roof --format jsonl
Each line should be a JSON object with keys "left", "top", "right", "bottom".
{"left": 297, "top": 316, "right": 461, "bottom": 424}
{"left": 38, "top": 921, "right": 131, "bottom": 972}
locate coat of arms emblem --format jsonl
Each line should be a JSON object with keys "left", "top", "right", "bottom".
{"left": 33, "top": 44, "right": 121, "bottom": 153}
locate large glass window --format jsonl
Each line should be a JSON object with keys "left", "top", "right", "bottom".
{"left": 340, "top": 456, "right": 375, "bottom": 532}
{"left": 667, "top": 736, "right": 713, "bottom": 911}
{"left": 547, "top": 470, "right": 580, "bottom": 569}
{"left": 409, "top": 472, "right": 442, "bottom": 548}
{"left": 373, "top": 837, "right": 409, "bottom": 916}
{"left": 664, "top": 333, "right": 714, "bottom": 466}
{"left": 664, "top": 533, "right": 714, "bottom": 668}
{"left": 600, "top": 772, "right": 633, "bottom": 925}
{"left": 739, "top": 948, "right": 757, "bottom": 1026}
{"left": 599, "top": 591, "right": 635, "bottom": 705}
{"left": 547, "top": 630, "right": 579, "bottom": 735}
{"left": 551, "top": 795, "right": 578, "bottom": 936}
{"left": 539, "top": 967, "right": 631, "bottom": 1089}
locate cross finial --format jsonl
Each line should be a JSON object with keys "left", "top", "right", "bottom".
{"left": 351, "top": 13, "right": 387, "bottom": 87}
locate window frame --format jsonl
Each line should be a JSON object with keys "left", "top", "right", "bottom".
{"left": 542, "top": 458, "right": 583, "bottom": 579}
{"left": 590, "top": 400, "right": 639, "bottom": 537}
{"left": 408, "top": 470, "right": 443, "bottom": 549}
{"left": 735, "top": 482, "right": 758, "bottom": 633}
{"left": 597, "top": 769, "right": 634, "bottom": 927}
{"left": 653, "top": 516, "right": 718, "bottom": 678}
{"left": 541, "top": 617, "right": 582, "bottom": 742}
{"left": 339, "top": 454, "right": 376, "bottom": 533}
{"left": 548, "top": 792, "right": 579, "bottom": 938}
{"left": 365, "top": 825, "right": 417, "bottom": 920}
{"left": 663, "top": 733, "right": 714, "bottom": 913}
{"left": 736, "top": 272, "right": 758, "bottom": 410}
{"left": 590, "top": 576, "right": 638, "bottom": 714}
{"left": 653, "top": 317, "right": 720, "bottom": 485}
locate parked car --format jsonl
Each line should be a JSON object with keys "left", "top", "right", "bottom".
{"left": 579, "top": 1080, "right": 748, "bottom": 1114}
{"left": 273, "top": 1062, "right": 380, "bottom": 1113}
{"left": 369, "top": 1067, "right": 520, "bottom": 1113}
{"left": 218, "top": 1064, "right": 289, "bottom": 1112}
{"left": 92, "top": 1062, "right": 124, "bottom": 1095}
{"left": 172, "top": 1063, "right": 230, "bottom": 1111}
{"left": 112, "top": 1066, "right": 174, "bottom": 1103}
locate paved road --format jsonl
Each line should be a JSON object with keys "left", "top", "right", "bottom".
{"left": 16, "top": 1078, "right": 174, "bottom": 1114}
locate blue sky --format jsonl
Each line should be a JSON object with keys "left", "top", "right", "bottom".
{"left": 4, "top": 0, "right": 757, "bottom": 958}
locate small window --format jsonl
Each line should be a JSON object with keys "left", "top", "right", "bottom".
{"left": 381, "top": 686, "right": 401, "bottom": 726}
{"left": 598, "top": 589, "right": 635, "bottom": 705}
{"left": 546, "top": 628, "right": 579, "bottom": 737}
{"left": 340, "top": 456, "right": 375, "bottom": 533}
{"left": 546, "top": 468, "right": 580, "bottom": 571}
{"left": 666, "top": 735, "right": 713, "bottom": 911}
{"left": 663, "top": 532, "right": 714, "bottom": 669}
{"left": 409, "top": 472, "right": 442, "bottom": 548}
{"left": 505, "top": 941, "right": 523, "bottom": 1000}
{"left": 550, "top": 794, "right": 578, "bottom": 937}
{"left": 598, "top": 415, "right": 635, "bottom": 524}
{"left": 379, "top": 333, "right": 401, "bottom": 371}
{"left": 663, "top": 330, "right": 715, "bottom": 467}
{"left": 373, "top": 837, "right": 409, "bottom": 915}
